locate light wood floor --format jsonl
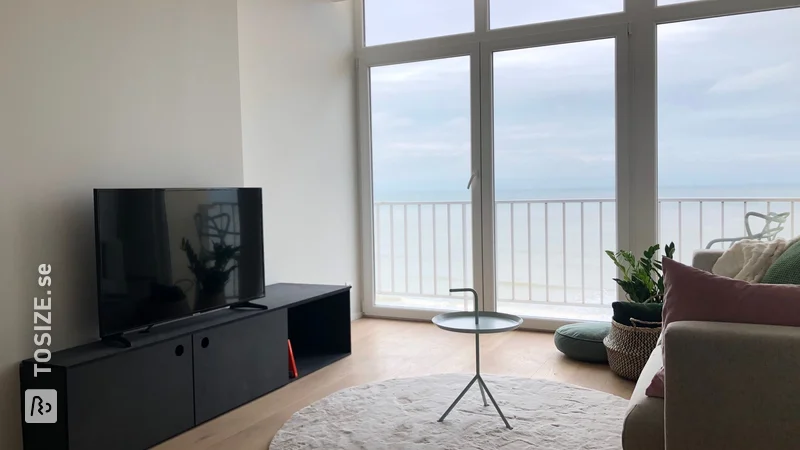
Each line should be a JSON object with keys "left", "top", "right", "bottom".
{"left": 156, "top": 318, "right": 634, "bottom": 450}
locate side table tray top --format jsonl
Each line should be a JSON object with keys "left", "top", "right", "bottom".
{"left": 432, "top": 288, "right": 522, "bottom": 430}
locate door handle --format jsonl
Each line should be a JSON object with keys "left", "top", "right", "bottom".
{"left": 467, "top": 171, "right": 478, "bottom": 190}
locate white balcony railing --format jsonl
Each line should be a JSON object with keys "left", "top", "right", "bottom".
{"left": 374, "top": 198, "right": 799, "bottom": 308}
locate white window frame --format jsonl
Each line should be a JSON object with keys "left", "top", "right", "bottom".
{"left": 478, "top": 25, "right": 631, "bottom": 328}
{"left": 355, "top": 0, "right": 800, "bottom": 328}
{"left": 357, "top": 45, "right": 483, "bottom": 322}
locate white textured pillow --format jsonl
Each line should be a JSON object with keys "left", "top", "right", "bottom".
{"left": 711, "top": 237, "right": 798, "bottom": 282}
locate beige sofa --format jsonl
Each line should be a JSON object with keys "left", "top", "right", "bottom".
{"left": 622, "top": 250, "right": 800, "bottom": 450}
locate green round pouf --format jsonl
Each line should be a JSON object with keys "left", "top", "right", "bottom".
{"left": 554, "top": 322, "right": 611, "bottom": 363}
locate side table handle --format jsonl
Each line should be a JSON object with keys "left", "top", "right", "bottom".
{"left": 450, "top": 288, "right": 479, "bottom": 325}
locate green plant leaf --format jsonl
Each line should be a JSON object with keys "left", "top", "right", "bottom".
{"left": 606, "top": 250, "right": 631, "bottom": 277}
{"left": 605, "top": 242, "right": 678, "bottom": 303}
{"left": 643, "top": 244, "right": 659, "bottom": 260}
{"left": 620, "top": 251, "right": 637, "bottom": 268}
{"left": 665, "top": 242, "right": 676, "bottom": 259}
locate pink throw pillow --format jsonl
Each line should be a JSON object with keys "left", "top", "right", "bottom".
{"left": 645, "top": 257, "right": 800, "bottom": 398}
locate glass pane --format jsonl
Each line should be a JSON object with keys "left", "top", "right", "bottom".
{"left": 364, "top": 0, "right": 473, "bottom": 46}
{"left": 370, "top": 57, "right": 475, "bottom": 312}
{"left": 490, "top": 0, "right": 622, "bottom": 30}
{"left": 492, "top": 39, "right": 617, "bottom": 321}
{"left": 658, "top": 9, "right": 800, "bottom": 263}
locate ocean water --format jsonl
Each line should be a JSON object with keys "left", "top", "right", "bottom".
{"left": 373, "top": 184, "right": 800, "bottom": 307}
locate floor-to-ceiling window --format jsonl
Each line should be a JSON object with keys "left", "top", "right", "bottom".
{"left": 357, "top": 0, "right": 800, "bottom": 328}
{"left": 658, "top": 8, "right": 800, "bottom": 260}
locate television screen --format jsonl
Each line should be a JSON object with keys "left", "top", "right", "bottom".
{"left": 94, "top": 188, "right": 265, "bottom": 337}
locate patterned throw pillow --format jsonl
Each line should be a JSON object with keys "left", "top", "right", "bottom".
{"left": 762, "top": 241, "right": 800, "bottom": 284}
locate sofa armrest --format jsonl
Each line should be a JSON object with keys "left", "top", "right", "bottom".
{"left": 664, "top": 321, "right": 800, "bottom": 450}
{"left": 691, "top": 250, "right": 724, "bottom": 273}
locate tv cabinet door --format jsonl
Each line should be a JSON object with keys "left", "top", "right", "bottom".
{"left": 67, "top": 336, "right": 195, "bottom": 450}
{"left": 193, "top": 309, "right": 289, "bottom": 424}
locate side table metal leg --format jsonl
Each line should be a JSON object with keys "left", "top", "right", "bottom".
{"left": 438, "top": 375, "right": 479, "bottom": 423}
{"left": 474, "top": 332, "right": 488, "bottom": 407}
{"left": 478, "top": 378, "right": 488, "bottom": 407}
{"left": 477, "top": 376, "right": 513, "bottom": 430}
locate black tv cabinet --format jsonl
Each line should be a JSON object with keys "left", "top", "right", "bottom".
{"left": 20, "top": 283, "right": 351, "bottom": 450}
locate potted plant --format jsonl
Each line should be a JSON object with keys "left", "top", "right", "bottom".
{"left": 602, "top": 243, "right": 675, "bottom": 380}
{"left": 605, "top": 242, "right": 676, "bottom": 305}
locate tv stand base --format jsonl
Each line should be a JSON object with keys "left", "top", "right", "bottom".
{"left": 102, "top": 334, "right": 132, "bottom": 348}
{"left": 230, "top": 301, "right": 269, "bottom": 310}
{"left": 20, "top": 284, "right": 351, "bottom": 450}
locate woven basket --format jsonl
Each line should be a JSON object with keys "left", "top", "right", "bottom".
{"left": 603, "top": 319, "right": 662, "bottom": 381}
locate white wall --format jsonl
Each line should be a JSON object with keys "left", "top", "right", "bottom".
{"left": 0, "top": 1, "right": 243, "bottom": 448}
{"left": 238, "top": 0, "right": 361, "bottom": 318}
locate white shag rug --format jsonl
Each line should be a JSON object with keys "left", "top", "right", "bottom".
{"left": 271, "top": 373, "right": 628, "bottom": 449}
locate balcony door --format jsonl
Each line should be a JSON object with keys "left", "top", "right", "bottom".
{"left": 360, "top": 47, "right": 485, "bottom": 320}
{"left": 483, "top": 29, "right": 629, "bottom": 325}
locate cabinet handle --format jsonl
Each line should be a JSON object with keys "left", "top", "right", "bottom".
{"left": 201, "top": 337, "right": 210, "bottom": 348}
{"left": 175, "top": 345, "right": 184, "bottom": 357}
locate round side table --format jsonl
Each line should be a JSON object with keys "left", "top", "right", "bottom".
{"left": 432, "top": 288, "right": 522, "bottom": 430}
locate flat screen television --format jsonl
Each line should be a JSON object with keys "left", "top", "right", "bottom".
{"left": 94, "top": 188, "right": 265, "bottom": 337}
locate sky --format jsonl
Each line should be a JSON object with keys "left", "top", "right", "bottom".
{"left": 364, "top": 1, "right": 800, "bottom": 201}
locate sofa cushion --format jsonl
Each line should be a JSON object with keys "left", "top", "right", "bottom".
{"left": 761, "top": 240, "right": 800, "bottom": 284}
{"left": 553, "top": 322, "right": 610, "bottom": 363}
{"left": 623, "top": 344, "right": 665, "bottom": 450}
{"left": 646, "top": 257, "right": 800, "bottom": 398}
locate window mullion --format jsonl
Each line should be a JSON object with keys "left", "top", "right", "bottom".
{"left": 625, "top": 0, "right": 659, "bottom": 257}
{"left": 475, "top": 0, "right": 489, "bottom": 37}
